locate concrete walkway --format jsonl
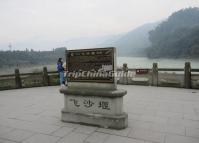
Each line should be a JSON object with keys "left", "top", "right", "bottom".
{"left": 0, "top": 85, "right": 199, "bottom": 143}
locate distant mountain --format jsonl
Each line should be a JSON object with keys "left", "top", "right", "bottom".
{"left": 98, "top": 23, "right": 158, "bottom": 56}
{"left": 0, "top": 23, "right": 157, "bottom": 57}
{"left": 147, "top": 7, "right": 199, "bottom": 58}
{"left": 65, "top": 35, "right": 123, "bottom": 49}
{"left": 65, "top": 23, "right": 158, "bottom": 57}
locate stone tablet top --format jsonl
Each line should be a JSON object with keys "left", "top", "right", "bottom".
{"left": 66, "top": 47, "right": 116, "bottom": 83}
{"left": 60, "top": 87, "right": 127, "bottom": 98}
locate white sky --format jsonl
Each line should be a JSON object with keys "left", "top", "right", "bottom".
{"left": 0, "top": 0, "right": 199, "bottom": 50}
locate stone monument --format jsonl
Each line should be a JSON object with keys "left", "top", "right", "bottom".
{"left": 60, "top": 47, "right": 128, "bottom": 129}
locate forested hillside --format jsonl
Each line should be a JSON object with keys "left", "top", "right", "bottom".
{"left": 98, "top": 23, "right": 157, "bottom": 56}
{"left": 0, "top": 47, "right": 66, "bottom": 68}
{"left": 147, "top": 7, "right": 199, "bottom": 58}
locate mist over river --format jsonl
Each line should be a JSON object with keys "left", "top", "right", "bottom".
{"left": 0, "top": 57, "right": 199, "bottom": 75}
{"left": 118, "top": 57, "right": 199, "bottom": 68}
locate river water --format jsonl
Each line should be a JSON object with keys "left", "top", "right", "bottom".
{"left": 117, "top": 57, "right": 199, "bottom": 68}
{"left": 0, "top": 57, "right": 199, "bottom": 75}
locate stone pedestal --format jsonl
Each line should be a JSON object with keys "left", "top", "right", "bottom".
{"left": 60, "top": 47, "right": 128, "bottom": 129}
{"left": 60, "top": 82, "right": 128, "bottom": 129}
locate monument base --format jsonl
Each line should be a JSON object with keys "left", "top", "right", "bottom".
{"left": 61, "top": 110, "right": 128, "bottom": 129}
{"left": 60, "top": 86, "right": 128, "bottom": 130}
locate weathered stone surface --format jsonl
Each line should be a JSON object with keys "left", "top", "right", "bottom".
{"left": 60, "top": 84, "right": 128, "bottom": 129}
{"left": 61, "top": 110, "right": 128, "bottom": 129}
{"left": 0, "top": 129, "right": 35, "bottom": 142}
{"left": 60, "top": 48, "right": 127, "bottom": 129}
{"left": 60, "top": 86, "right": 126, "bottom": 98}
{"left": 62, "top": 95, "right": 124, "bottom": 115}
{"left": 67, "top": 82, "right": 117, "bottom": 90}
{"left": 22, "top": 134, "right": 60, "bottom": 143}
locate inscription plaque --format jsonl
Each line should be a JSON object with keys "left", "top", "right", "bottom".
{"left": 66, "top": 47, "right": 115, "bottom": 83}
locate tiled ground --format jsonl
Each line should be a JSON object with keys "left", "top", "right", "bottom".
{"left": 0, "top": 85, "right": 199, "bottom": 143}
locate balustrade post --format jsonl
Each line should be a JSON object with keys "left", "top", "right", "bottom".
{"left": 152, "top": 63, "right": 158, "bottom": 86}
{"left": 15, "top": 68, "right": 22, "bottom": 88}
{"left": 184, "top": 62, "right": 191, "bottom": 89}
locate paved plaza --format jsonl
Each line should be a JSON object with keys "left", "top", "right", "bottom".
{"left": 0, "top": 85, "right": 199, "bottom": 143}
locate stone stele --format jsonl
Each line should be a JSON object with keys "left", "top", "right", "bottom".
{"left": 60, "top": 47, "right": 128, "bottom": 129}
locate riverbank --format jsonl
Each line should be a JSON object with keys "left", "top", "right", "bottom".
{"left": 0, "top": 62, "right": 199, "bottom": 90}
{"left": 1, "top": 57, "right": 199, "bottom": 75}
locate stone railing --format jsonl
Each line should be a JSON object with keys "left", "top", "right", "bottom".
{"left": 0, "top": 67, "right": 59, "bottom": 90}
{"left": 0, "top": 62, "right": 199, "bottom": 90}
{"left": 118, "top": 62, "right": 199, "bottom": 89}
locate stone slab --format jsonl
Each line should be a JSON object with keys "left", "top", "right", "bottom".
{"left": 0, "top": 129, "right": 35, "bottom": 142}
{"left": 67, "top": 82, "right": 117, "bottom": 90}
{"left": 84, "top": 132, "right": 109, "bottom": 143}
{"left": 61, "top": 110, "right": 128, "bottom": 129}
{"left": 60, "top": 86, "right": 126, "bottom": 97}
{"left": 51, "top": 127, "right": 74, "bottom": 137}
{"left": 56, "top": 132, "right": 88, "bottom": 143}
{"left": 22, "top": 134, "right": 60, "bottom": 143}
{"left": 62, "top": 94, "right": 124, "bottom": 115}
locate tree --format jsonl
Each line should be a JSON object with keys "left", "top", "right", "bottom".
{"left": 147, "top": 7, "right": 199, "bottom": 58}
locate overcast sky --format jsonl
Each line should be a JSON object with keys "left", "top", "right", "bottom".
{"left": 0, "top": 0, "right": 199, "bottom": 50}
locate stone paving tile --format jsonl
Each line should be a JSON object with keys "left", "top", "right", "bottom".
{"left": 163, "top": 125, "right": 185, "bottom": 136}
{"left": 128, "top": 113, "right": 141, "bottom": 120}
{"left": 0, "top": 129, "right": 35, "bottom": 142}
{"left": 51, "top": 126, "right": 74, "bottom": 137}
{"left": 33, "top": 115, "right": 62, "bottom": 125}
{"left": 167, "top": 118, "right": 184, "bottom": 127}
{"left": 145, "top": 105, "right": 159, "bottom": 111}
{"left": 96, "top": 127, "right": 131, "bottom": 137}
{"left": 156, "top": 111, "right": 183, "bottom": 119}
{"left": 186, "top": 128, "right": 199, "bottom": 138}
{"left": 0, "top": 125, "right": 14, "bottom": 135}
{"left": 128, "top": 120, "right": 153, "bottom": 130}
{"left": 84, "top": 132, "right": 109, "bottom": 143}
{"left": 74, "top": 125, "right": 97, "bottom": 134}
{"left": 25, "top": 123, "right": 61, "bottom": 134}
{"left": 128, "top": 128, "right": 165, "bottom": 143}
{"left": 128, "top": 107, "right": 146, "bottom": 115}
{"left": 139, "top": 115, "right": 168, "bottom": 124}
{"left": 166, "top": 118, "right": 199, "bottom": 129}
{"left": 184, "top": 114, "right": 199, "bottom": 121}
{"left": 150, "top": 123, "right": 185, "bottom": 135}
{"left": 6, "top": 113, "right": 41, "bottom": 122}
{"left": 57, "top": 132, "right": 88, "bottom": 143}
{"left": 183, "top": 106, "right": 195, "bottom": 114}
{"left": 0, "top": 138, "right": 17, "bottom": 143}
{"left": 38, "top": 109, "right": 61, "bottom": 118}
{"left": 35, "top": 116, "right": 81, "bottom": 129}
{"left": 34, "top": 115, "right": 79, "bottom": 128}
{"left": 195, "top": 108, "right": 199, "bottom": 115}
{"left": 142, "top": 109, "right": 157, "bottom": 116}
{"left": 22, "top": 134, "right": 60, "bottom": 143}
{"left": 165, "top": 134, "right": 199, "bottom": 143}
{"left": 0, "top": 118, "right": 22, "bottom": 129}
{"left": 156, "top": 105, "right": 170, "bottom": 112}
{"left": 104, "top": 135, "right": 145, "bottom": 143}
{"left": 183, "top": 119, "right": 199, "bottom": 128}
{"left": 54, "top": 121, "right": 80, "bottom": 128}
{"left": 4, "top": 120, "right": 61, "bottom": 134}
{"left": 20, "top": 108, "right": 46, "bottom": 115}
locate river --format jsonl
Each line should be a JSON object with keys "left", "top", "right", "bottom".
{"left": 118, "top": 57, "right": 199, "bottom": 68}
{"left": 0, "top": 57, "right": 199, "bottom": 75}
